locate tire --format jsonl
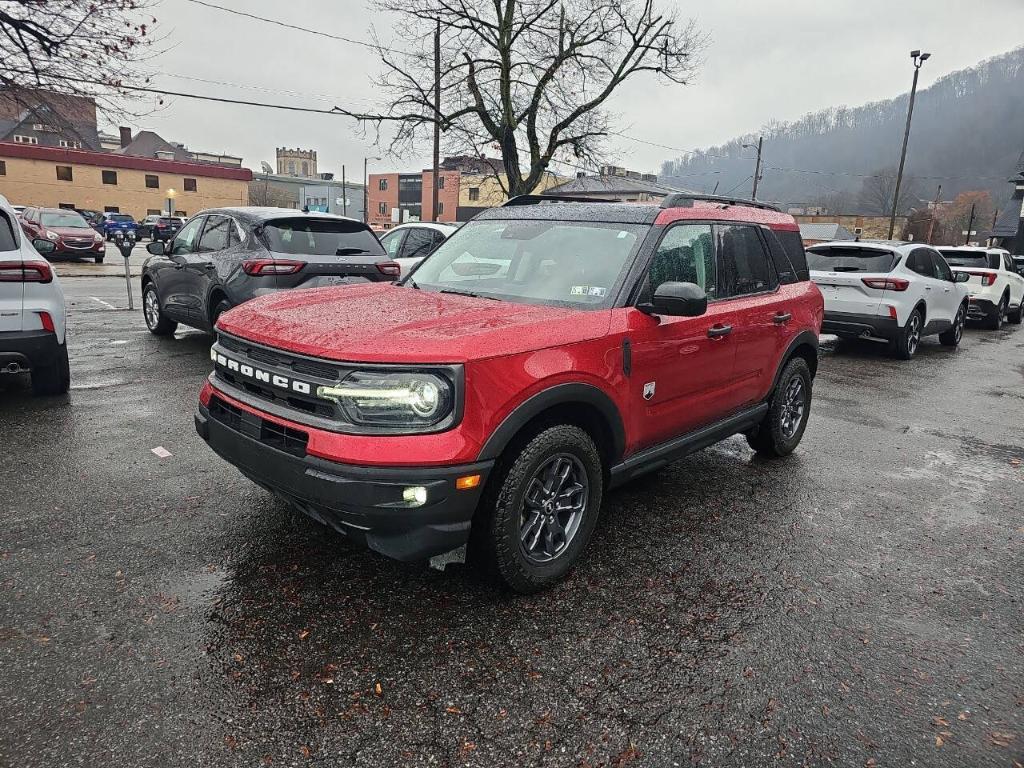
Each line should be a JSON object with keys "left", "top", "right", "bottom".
{"left": 210, "top": 298, "right": 232, "bottom": 327}
{"left": 94, "top": 255, "right": 104, "bottom": 264}
{"left": 143, "top": 282, "right": 177, "bottom": 336}
{"left": 985, "top": 296, "right": 1006, "bottom": 330}
{"left": 470, "top": 424, "right": 603, "bottom": 593}
{"left": 1008, "top": 297, "right": 1023, "bottom": 325}
{"left": 893, "top": 308, "right": 923, "bottom": 360}
{"left": 746, "top": 357, "right": 812, "bottom": 458}
{"left": 939, "top": 303, "right": 966, "bottom": 346}
{"left": 31, "top": 342, "right": 70, "bottom": 396}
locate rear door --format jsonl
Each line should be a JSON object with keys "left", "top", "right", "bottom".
{"left": 0, "top": 208, "right": 24, "bottom": 332}
{"left": 259, "top": 217, "right": 391, "bottom": 289}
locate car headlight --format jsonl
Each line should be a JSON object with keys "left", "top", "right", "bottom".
{"left": 45, "top": 230, "right": 59, "bottom": 241}
{"left": 93, "top": 232, "right": 103, "bottom": 243}
{"left": 317, "top": 371, "right": 453, "bottom": 428}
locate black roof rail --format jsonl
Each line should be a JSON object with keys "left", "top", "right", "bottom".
{"left": 660, "top": 193, "right": 782, "bottom": 213}
{"left": 502, "top": 194, "right": 618, "bottom": 207}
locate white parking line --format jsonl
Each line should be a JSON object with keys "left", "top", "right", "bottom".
{"left": 89, "top": 296, "right": 117, "bottom": 310}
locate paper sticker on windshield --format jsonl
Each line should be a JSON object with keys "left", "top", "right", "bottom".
{"left": 570, "top": 285, "right": 606, "bottom": 297}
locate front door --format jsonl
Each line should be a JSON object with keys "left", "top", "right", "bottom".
{"left": 161, "top": 216, "right": 205, "bottom": 321}
{"left": 627, "top": 222, "right": 742, "bottom": 449}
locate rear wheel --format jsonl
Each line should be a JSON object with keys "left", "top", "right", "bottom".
{"left": 470, "top": 424, "right": 603, "bottom": 593}
{"left": 985, "top": 296, "right": 1007, "bottom": 330}
{"left": 746, "top": 357, "right": 812, "bottom": 457}
{"left": 939, "top": 303, "right": 966, "bottom": 346}
{"left": 893, "top": 309, "right": 923, "bottom": 359}
{"left": 31, "top": 342, "right": 70, "bottom": 396}
{"left": 143, "top": 282, "right": 177, "bottom": 336}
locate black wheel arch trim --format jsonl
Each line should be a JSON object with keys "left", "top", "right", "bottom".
{"left": 770, "top": 330, "right": 818, "bottom": 394}
{"left": 477, "top": 383, "right": 626, "bottom": 464}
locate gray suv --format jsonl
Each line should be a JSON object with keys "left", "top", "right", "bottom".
{"left": 140, "top": 208, "right": 398, "bottom": 335}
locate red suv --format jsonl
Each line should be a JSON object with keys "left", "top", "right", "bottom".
{"left": 195, "top": 194, "right": 823, "bottom": 592}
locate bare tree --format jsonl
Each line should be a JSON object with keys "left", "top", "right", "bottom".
{"left": 0, "top": 0, "right": 157, "bottom": 117}
{"left": 858, "top": 167, "right": 922, "bottom": 216}
{"left": 337, "top": 0, "right": 704, "bottom": 197}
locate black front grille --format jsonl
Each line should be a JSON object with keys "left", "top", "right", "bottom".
{"left": 215, "top": 368, "right": 335, "bottom": 418}
{"left": 218, "top": 333, "right": 341, "bottom": 379}
{"left": 208, "top": 396, "right": 309, "bottom": 457}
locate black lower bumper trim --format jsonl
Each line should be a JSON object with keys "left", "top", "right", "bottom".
{"left": 0, "top": 330, "right": 60, "bottom": 371}
{"left": 196, "top": 404, "right": 492, "bottom": 562}
{"left": 821, "top": 311, "right": 899, "bottom": 340}
{"left": 967, "top": 298, "right": 997, "bottom": 319}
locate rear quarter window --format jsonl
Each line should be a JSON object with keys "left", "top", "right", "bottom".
{"left": 0, "top": 211, "right": 17, "bottom": 251}
{"left": 807, "top": 247, "right": 898, "bottom": 273}
{"left": 774, "top": 229, "right": 809, "bottom": 281}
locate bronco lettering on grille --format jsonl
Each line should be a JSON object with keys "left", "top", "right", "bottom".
{"left": 211, "top": 348, "right": 313, "bottom": 395}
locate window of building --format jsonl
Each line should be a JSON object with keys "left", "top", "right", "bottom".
{"left": 378, "top": 202, "right": 387, "bottom": 215}
{"left": 301, "top": 161, "right": 309, "bottom": 176}
{"left": 437, "top": 176, "right": 445, "bottom": 190}
{"left": 287, "top": 161, "right": 295, "bottom": 174}
{"left": 58, "top": 203, "right": 76, "bottom": 210}
{"left": 59, "top": 139, "right": 82, "bottom": 149}
{"left": 56, "top": 165, "right": 73, "bottom": 181}
{"left": 13, "top": 135, "right": 38, "bottom": 145}
{"left": 379, "top": 178, "right": 388, "bottom": 191}
{"left": 147, "top": 209, "right": 162, "bottom": 215}
{"left": 174, "top": 210, "right": 187, "bottom": 217}
{"left": 145, "top": 174, "right": 159, "bottom": 189}
{"left": 438, "top": 201, "right": 444, "bottom": 215}
{"left": 0, "top": 160, "right": 5, "bottom": 176}
{"left": 104, "top": 206, "right": 120, "bottom": 213}
{"left": 184, "top": 178, "right": 197, "bottom": 192}
{"left": 468, "top": 187, "right": 479, "bottom": 202}
{"left": 102, "top": 170, "right": 117, "bottom": 185}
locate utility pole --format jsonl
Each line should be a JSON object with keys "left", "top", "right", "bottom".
{"left": 742, "top": 137, "right": 763, "bottom": 200}
{"left": 889, "top": 50, "right": 930, "bottom": 240}
{"left": 341, "top": 165, "right": 347, "bottom": 217}
{"left": 363, "top": 157, "right": 368, "bottom": 224}
{"left": 964, "top": 203, "right": 976, "bottom": 246}
{"left": 926, "top": 184, "right": 941, "bottom": 244}
{"left": 431, "top": 19, "right": 441, "bottom": 222}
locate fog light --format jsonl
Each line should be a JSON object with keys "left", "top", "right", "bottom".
{"left": 403, "top": 486, "right": 428, "bottom": 507}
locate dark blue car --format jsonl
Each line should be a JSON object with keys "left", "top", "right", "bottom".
{"left": 101, "top": 213, "right": 138, "bottom": 241}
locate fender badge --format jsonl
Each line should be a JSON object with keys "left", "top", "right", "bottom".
{"left": 643, "top": 381, "right": 656, "bottom": 401}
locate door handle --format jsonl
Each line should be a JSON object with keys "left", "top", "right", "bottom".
{"left": 707, "top": 324, "right": 732, "bottom": 338}
{"left": 925, "top": 286, "right": 932, "bottom": 291}
{"left": 772, "top": 312, "right": 792, "bottom": 324}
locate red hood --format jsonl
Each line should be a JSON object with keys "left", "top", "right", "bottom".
{"left": 49, "top": 226, "right": 96, "bottom": 238}
{"left": 218, "top": 283, "right": 611, "bottom": 363}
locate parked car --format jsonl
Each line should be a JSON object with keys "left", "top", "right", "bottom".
{"left": 19, "top": 207, "right": 106, "bottom": 262}
{"left": 0, "top": 195, "right": 70, "bottom": 394}
{"left": 808, "top": 241, "right": 970, "bottom": 358}
{"left": 1013, "top": 255, "right": 1024, "bottom": 277}
{"left": 937, "top": 246, "right": 1024, "bottom": 329}
{"left": 194, "top": 193, "right": 823, "bottom": 592}
{"left": 379, "top": 222, "right": 459, "bottom": 277}
{"left": 141, "top": 208, "right": 400, "bottom": 335}
{"left": 11, "top": 204, "right": 25, "bottom": 219}
{"left": 76, "top": 209, "right": 104, "bottom": 231}
{"left": 138, "top": 215, "right": 182, "bottom": 242}
{"left": 100, "top": 212, "right": 138, "bottom": 241}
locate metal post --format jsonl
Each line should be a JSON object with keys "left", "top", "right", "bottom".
{"left": 751, "top": 136, "right": 763, "bottom": 200}
{"left": 363, "top": 157, "right": 368, "bottom": 224}
{"left": 926, "top": 184, "right": 941, "bottom": 244}
{"left": 431, "top": 19, "right": 441, "bottom": 222}
{"left": 341, "top": 165, "right": 347, "bottom": 217}
{"left": 889, "top": 51, "right": 929, "bottom": 240}
{"left": 964, "top": 203, "right": 976, "bottom": 246}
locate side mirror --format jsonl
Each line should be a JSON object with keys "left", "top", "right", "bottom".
{"left": 954, "top": 271, "right": 970, "bottom": 283}
{"left": 642, "top": 281, "right": 708, "bottom": 317}
{"left": 32, "top": 238, "right": 57, "bottom": 255}
{"left": 147, "top": 241, "right": 166, "bottom": 255}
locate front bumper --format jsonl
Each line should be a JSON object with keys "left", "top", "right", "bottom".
{"left": 195, "top": 400, "right": 493, "bottom": 562}
{"left": 821, "top": 310, "right": 899, "bottom": 340}
{"left": 0, "top": 329, "right": 60, "bottom": 371}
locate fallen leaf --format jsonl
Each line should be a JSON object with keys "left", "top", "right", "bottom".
{"left": 957, "top": 711, "right": 969, "bottom": 721}
{"left": 374, "top": 682, "right": 382, "bottom": 696}
{"left": 932, "top": 716, "right": 950, "bottom": 727}
{"left": 300, "top": 745, "right": 313, "bottom": 759}
{"left": 865, "top": 759, "right": 877, "bottom": 768}
{"left": 224, "top": 735, "right": 238, "bottom": 751}
{"left": 445, "top": 706, "right": 462, "bottom": 714}
{"left": 298, "top": 629, "right": 310, "bottom": 641}
{"left": 935, "top": 735, "right": 944, "bottom": 747}
{"left": 989, "top": 732, "right": 1016, "bottom": 747}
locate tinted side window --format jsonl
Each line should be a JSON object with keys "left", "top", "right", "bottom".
{"left": 197, "top": 215, "right": 230, "bottom": 253}
{"left": 930, "top": 251, "right": 953, "bottom": 281}
{"left": 1003, "top": 254, "right": 1014, "bottom": 272}
{"left": 716, "top": 224, "right": 777, "bottom": 297}
{"left": 402, "top": 228, "right": 435, "bottom": 259}
{"left": 775, "top": 229, "right": 809, "bottom": 281}
{"left": 171, "top": 217, "right": 204, "bottom": 256}
{"left": 380, "top": 229, "right": 405, "bottom": 258}
{"left": 907, "top": 249, "right": 933, "bottom": 277}
{"left": 0, "top": 211, "right": 17, "bottom": 251}
{"left": 643, "top": 223, "right": 716, "bottom": 300}
{"left": 763, "top": 228, "right": 797, "bottom": 284}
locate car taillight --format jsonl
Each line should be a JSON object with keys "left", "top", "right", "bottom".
{"left": 861, "top": 277, "right": 909, "bottom": 291}
{"left": 37, "top": 311, "right": 55, "bottom": 332}
{"left": 242, "top": 259, "right": 305, "bottom": 276}
{"left": 0, "top": 262, "right": 54, "bottom": 283}
{"left": 376, "top": 261, "right": 401, "bottom": 277}
{"left": 965, "top": 270, "right": 997, "bottom": 286}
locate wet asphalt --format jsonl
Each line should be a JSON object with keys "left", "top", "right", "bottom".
{"left": 1, "top": 276, "right": 1022, "bottom": 767}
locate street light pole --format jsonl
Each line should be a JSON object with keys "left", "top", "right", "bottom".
{"left": 888, "top": 50, "right": 930, "bottom": 240}
{"left": 431, "top": 19, "right": 441, "bottom": 223}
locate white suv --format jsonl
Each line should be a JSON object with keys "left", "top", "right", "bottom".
{"left": 808, "top": 241, "right": 970, "bottom": 359}
{"left": 0, "top": 194, "right": 70, "bottom": 394}
{"left": 937, "top": 246, "right": 1024, "bottom": 330}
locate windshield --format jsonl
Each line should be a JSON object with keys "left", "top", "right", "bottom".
{"left": 261, "top": 218, "right": 385, "bottom": 256}
{"left": 806, "top": 246, "right": 898, "bottom": 273}
{"left": 938, "top": 249, "right": 999, "bottom": 269}
{"left": 406, "top": 219, "right": 645, "bottom": 308}
{"left": 41, "top": 212, "right": 89, "bottom": 228}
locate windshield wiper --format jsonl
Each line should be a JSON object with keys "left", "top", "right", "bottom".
{"left": 439, "top": 288, "right": 499, "bottom": 300}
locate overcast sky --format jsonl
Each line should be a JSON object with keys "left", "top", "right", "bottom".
{"left": 128, "top": 0, "right": 1024, "bottom": 178}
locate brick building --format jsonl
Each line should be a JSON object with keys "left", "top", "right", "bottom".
{"left": 276, "top": 148, "right": 317, "bottom": 178}
{"left": 0, "top": 142, "right": 252, "bottom": 219}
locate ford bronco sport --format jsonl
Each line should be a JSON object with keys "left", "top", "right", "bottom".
{"left": 195, "top": 194, "right": 823, "bottom": 592}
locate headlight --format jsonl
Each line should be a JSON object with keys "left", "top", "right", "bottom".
{"left": 93, "top": 232, "right": 103, "bottom": 243}
{"left": 45, "top": 230, "right": 59, "bottom": 241}
{"left": 317, "top": 371, "right": 453, "bottom": 428}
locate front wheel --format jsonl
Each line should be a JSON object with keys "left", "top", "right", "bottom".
{"left": 939, "top": 304, "right": 966, "bottom": 346}
{"left": 143, "top": 283, "right": 177, "bottom": 336}
{"left": 746, "top": 357, "right": 812, "bottom": 457}
{"left": 470, "top": 424, "right": 603, "bottom": 593}
{"left": 94, "top": 255, "right": 104, "bottom": 264}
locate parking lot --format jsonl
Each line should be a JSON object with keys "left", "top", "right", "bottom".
{"left": 2, "top": 273, "right": 1022, "bottom": 767}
